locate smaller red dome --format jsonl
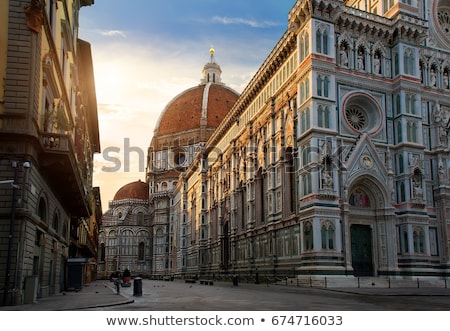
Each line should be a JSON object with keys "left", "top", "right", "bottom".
{"left": 113, "top": 180, "right": 149, "bottom": 200}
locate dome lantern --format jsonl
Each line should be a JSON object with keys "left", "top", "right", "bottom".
{"left": 201, "top": 48, "right": 222, "bottom": 84}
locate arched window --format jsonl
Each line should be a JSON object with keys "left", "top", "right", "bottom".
{"left": 303, "top": 173, "right": 312, "bottom": 196}
{"left": 316, "top": 25, "right": 329, "bottom": 55}
{"left": 396, "top": 94, "right": 401, "bottom": 115}
{"left": 323, "top": 76, "right": 329, "bottom": 97}
{"left": 318, "top": 105, "right": 330, "bottom": 128}
{"left": 383, "top": 0, "right": 395, "bottom": 13}
{"left": 317, "top": 75, "right": 323, "bottom": 96}
{"left": 52, "top": 212, "right": 59, "bottom": 231}
{"left": 305, "top": 78, "right": 310, "bottom": 99}
{"left": 322, "top": 30, "right": 328, "bottom": 54}
{"left": 38, "top": 197, "right": 47, "bottom": 222}
{"left": 303, "top": 221, "right": 314, "bottom": 250}
{"left": 397, "top": 181, "right": 406, "bottom": 202}
{"left": 321, "top": 221, "right": 335, "bottom": 250}
{"left": 300, "top": 108, "right": 311, "bottom": 133}
{"left": 316, "top": 29, "right": 322, "bottom": 53}
{"left": 413, "top": 227, "right": 425, "bottom": 254}
{"left": 62, "top": 221, "right": 67, "bottom": 239}
{"left": 405, "top": 93, "right": 416, "bottom": 114}
{"left": 397, "top": 121, "right": 403, "bottom": 143}
{"left": 412, "top": 122, "right": 418, "bottom": 143}
{"left": 300, "top": 82, "right": 305, "bottom": 102}
{"left": 404, "top": 48, "right": 415, "bottom": 75}
{"left": 299, "top": 31, "right": 309, "bottom": 62}
{"left": 99, "top": 243, "right": 105, "bottom": 262}
{"left": 394, "top": 51, "right": 399, "bottom": 75}
{"left": 138, "top": 242, "right": 145, "bottom": 260}
{"left": 400, "top": 227, "right": 409, "bottom": 253}
{"left": 398, "top": 154, "right": 404, "bottom": 173}
{"left": 407, "top": 121, "right": 418, "bottom": 143}
{"left": 302, "top": 145, "right": 312, "bottom": 166}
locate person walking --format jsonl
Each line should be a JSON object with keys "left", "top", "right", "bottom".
{"left": 114, "top": 278, "right": 121, "bottom": 295}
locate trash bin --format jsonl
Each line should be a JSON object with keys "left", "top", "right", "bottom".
{"left": 133, "top": 277, "right": 142, "bottom": 296}
{"left": 232, "top": 275, "right": 238, "bottom": 286}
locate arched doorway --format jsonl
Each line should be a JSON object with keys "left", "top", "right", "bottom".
{"left": 347, "top": 177, "right": 386, "bottom": 277}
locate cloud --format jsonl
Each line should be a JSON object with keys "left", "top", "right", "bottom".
{"left": 100, "top": 30, "right": 127, "bottom": 38}
{"left": 211, "top": 16, "right": 280, "bottom": 28}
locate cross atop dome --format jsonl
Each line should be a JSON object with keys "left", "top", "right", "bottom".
{"left": 201, "top": 48, "right": 222, "bottom": 85}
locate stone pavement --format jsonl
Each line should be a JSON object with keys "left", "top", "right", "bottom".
{"left": 0, "top": 279, "right": 449, "bottom": 311}
{"left": 0, "top": 280, "right": 133, "bottom": 311}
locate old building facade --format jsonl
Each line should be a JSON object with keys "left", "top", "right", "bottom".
{"left": 0, "top": 0, "right": 100, "bottom": 305}
{"left": 97, "top": 180, "right": 152, "bottom": 279}
{"left": 99, "top": 0, "right": 449, "bottom": 282}
{"left": 98, "top": 50, "right": 239, "bottom": 279}
{"left": 171, "top": 0, "right": 450, "bottom": 280}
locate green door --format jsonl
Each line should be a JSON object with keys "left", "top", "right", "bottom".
{"left": 350, "top": 224, "right": 374, "bottom": 276}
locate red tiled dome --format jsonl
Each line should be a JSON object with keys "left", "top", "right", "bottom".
{"left": 155, "top": 83, "right": 239, "bottom": 136}
{"left": 113, "top": 180, "right": 149, "bottom": 200}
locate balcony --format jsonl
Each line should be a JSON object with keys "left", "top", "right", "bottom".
{"left": 39, "top": 131, "right": 90, "bottom": 217}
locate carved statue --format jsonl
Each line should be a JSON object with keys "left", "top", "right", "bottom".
{"left": 340, "top": 44, "right": 348, "bottom": 67}
{"left": 430, "top": 68, "right": 437, "bottom": 87}
{"left": 374, "top": 54, "right": 381, "bottom": 74}
{"left": 322, "top": 171, "right": 333, "bottom": 189}
{"left": 357, "top": 52, "right": 364, "bottom": 71}
{"left": 24, "top": 0, "right": 43, "bottom": 33}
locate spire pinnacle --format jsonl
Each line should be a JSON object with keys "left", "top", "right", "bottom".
{"left": 201, "top": 47, "right": 222, "bottom": 85}
{"left": 209, "top": 47, "right": 216, "bottom": 63}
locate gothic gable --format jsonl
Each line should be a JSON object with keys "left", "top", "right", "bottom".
{"left": 345, "top": 133, "right": 388, "bottom": 188}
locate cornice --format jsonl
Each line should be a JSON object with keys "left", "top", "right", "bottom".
{"left": 207, "top": 31, "right": 297, "bottom": 150}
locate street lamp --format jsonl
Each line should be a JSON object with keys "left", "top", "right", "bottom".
{"left": 2, "top": 161, "right": 30, "bottom": 305}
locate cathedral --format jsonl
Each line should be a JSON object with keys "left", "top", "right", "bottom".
{"left": 98, "top": 0, "right": 450, "bottom": 282}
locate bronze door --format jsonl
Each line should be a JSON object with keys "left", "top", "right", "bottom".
{"left": 350, "top": 224, "right": 374, "bottom": 276}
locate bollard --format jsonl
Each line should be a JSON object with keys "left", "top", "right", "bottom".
{"left": 133, "top": 277, "right": 142, "bottom": 296}
{"left": 233, "top": 275, "right": 239, "bottom": 286}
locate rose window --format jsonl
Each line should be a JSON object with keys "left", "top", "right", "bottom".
{"left": 345, "top": 106, "right": 367, "bottom": 131}
{"left": 438, "top": 10, "right": 450, "bottom": 39}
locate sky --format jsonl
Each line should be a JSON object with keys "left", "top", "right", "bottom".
{"left": 78, "top": 1, "right": 296, "bottom": 211}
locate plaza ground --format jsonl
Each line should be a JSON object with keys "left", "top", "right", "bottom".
{"left": 1, "top": 277, "right": 449, "bottom": 311}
